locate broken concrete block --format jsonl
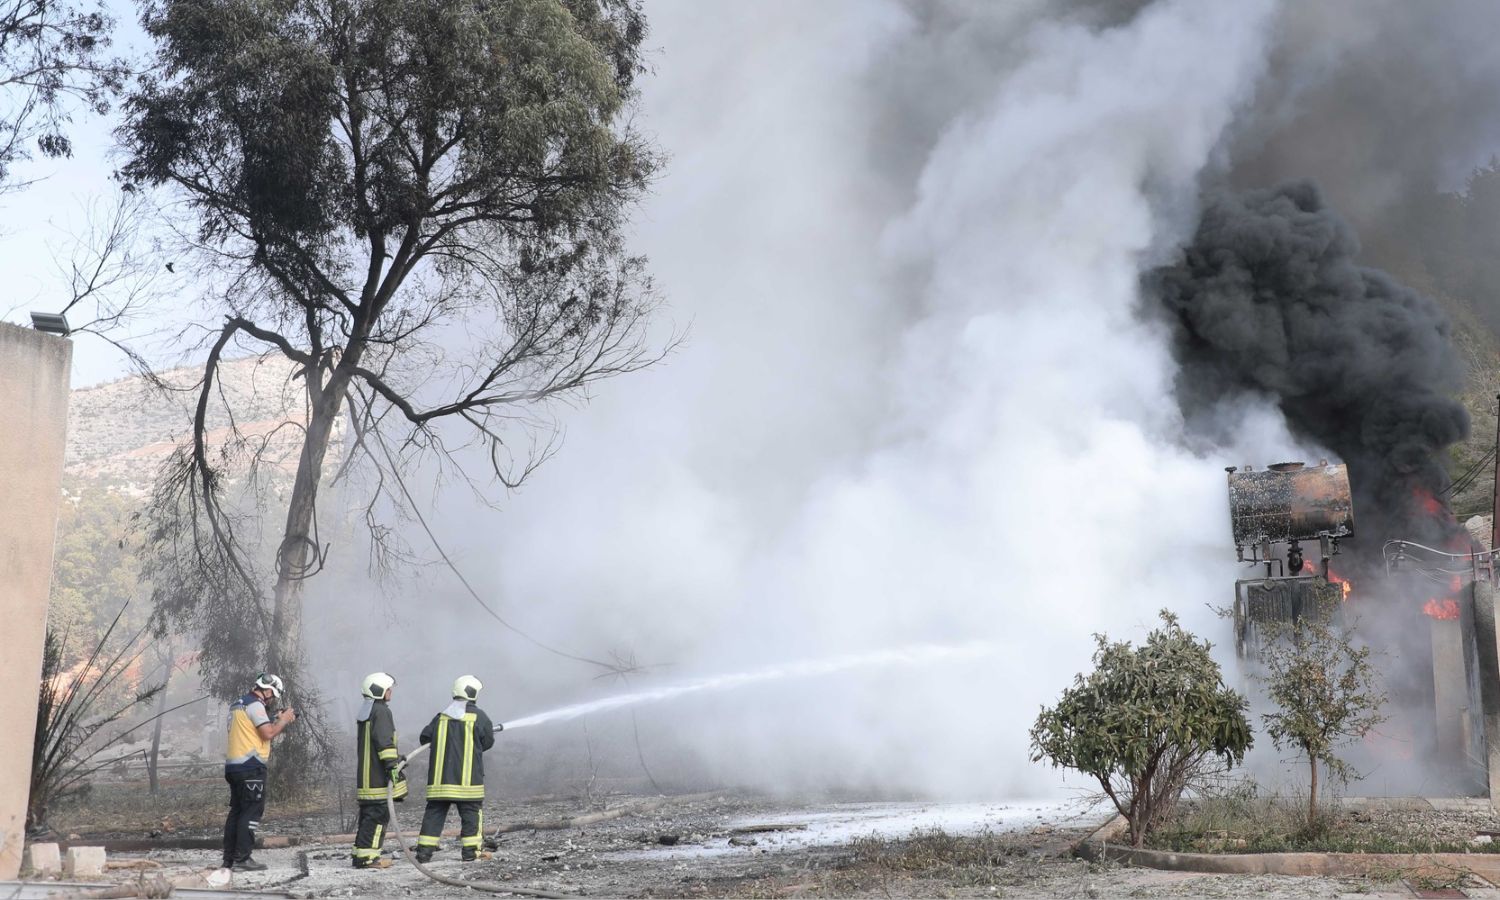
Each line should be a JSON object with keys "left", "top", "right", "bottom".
{"left": 64, "top": 845, "right": 106, "bottom": 878}
{"left": 24, "top": 842, "right": 61, "bottom": 875}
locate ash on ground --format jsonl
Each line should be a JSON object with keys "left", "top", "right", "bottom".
{"left": 40, "top": 792, "right": 1500, "bottom": 898}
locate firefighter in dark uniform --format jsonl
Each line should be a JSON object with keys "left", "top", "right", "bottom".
{"left": 352, "top": 671, "right": 406, "bottom": 869}
{"left": 415, "top": 675, "right": 499, "bottom": 862}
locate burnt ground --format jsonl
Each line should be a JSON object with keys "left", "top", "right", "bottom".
{"left": 32, "top": 790, "right": 1500, "bottom": 897}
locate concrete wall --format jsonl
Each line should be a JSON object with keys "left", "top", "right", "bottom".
{"left": 0, "top": 323, "right": 72, "bottom": 878}
{"left": 1473, "top": 580, "right": 1500, "bottom": 805}
{"left": 1431, "top": 616, "right": 1468, "bottom": 763}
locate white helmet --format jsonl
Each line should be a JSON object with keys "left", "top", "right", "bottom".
{"left": 254, "top": 673, "right": 284, "bottom": 699}
{"left": 452, "top": 675, "right": 482, "bottom": 701}
{"left": 362, "top": 672, "right": 396, "bottom": 700}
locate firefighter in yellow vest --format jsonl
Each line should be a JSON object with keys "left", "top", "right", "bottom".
{"left": 352, "top": 672, "right": 406, "bottom": 869}
{"left": 414, "top": 675, "right": 499, "bottom": 862}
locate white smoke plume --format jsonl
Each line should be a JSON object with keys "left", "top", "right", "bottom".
{"left": 309, "top": 0, "right": 1314, "bottom": 798}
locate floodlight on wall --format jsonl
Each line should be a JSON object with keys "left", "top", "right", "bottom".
{"left": 29, "top": 311, "right": 70, "bottom": 335}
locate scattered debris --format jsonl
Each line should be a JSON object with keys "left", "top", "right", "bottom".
{"left": 492, "top": 792, "right": 718, "bottom": 836}
{"left": 730, "top": 823, "right": 807, "bottom": 835}
{"left": 47, "top": 875, "right": 173, "bottom": 899}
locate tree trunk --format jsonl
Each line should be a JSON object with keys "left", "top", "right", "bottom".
{"left": 147, "top": 661, "right": 172, "bottom": 796}
{"left": 268, "top": 368, "right": 353, "bottom": 672}
{"left": 1307, "top": 757, "right": 1318, "bottom": 826}
{"left": 1129, "top": 794, "right": 1146, "bottom": 847}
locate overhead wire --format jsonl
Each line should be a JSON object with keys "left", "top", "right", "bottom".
{"left": 361, "top": 396, "right": 667, "bottom": 829}
{"left": 1444, "top": 445, "right": 1496, "bottom": 498}
{"left": 368, "top": 418, "right": 627, "bottom": 674}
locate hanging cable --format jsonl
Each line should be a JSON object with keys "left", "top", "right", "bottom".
{"left": 369, "top": 422, "right": 630, "bottom": 674}
{"left": 276, "top": 498, "right": 328, "bottom": 580}
{"left": 1444, "top": 445, "right": 1496, "bottom": 498}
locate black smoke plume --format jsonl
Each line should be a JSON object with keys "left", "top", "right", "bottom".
{"left": 1149, "top": 181, "right": 1469, "bottom": 552}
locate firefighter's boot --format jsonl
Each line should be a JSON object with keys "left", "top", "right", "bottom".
{"left": 352, "top": 856, "right": 393, "bottom": 870}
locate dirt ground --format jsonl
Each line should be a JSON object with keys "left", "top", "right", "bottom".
{"left": 34, "top": 791, "right": 1500, "bottom": 897}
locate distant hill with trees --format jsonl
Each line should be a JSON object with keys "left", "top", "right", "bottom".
{"left": 1352, "top": 162, "right": 1500, "bottom": 519}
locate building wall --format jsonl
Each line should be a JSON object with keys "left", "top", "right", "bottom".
{"left": 0, "top": 323, "right": 71, "bottom": 878}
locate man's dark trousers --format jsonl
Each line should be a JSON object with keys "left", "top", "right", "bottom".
{"left": 222, "top": 768, "right": 266, "bottom": 866}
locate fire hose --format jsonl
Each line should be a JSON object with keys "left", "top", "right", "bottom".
{"left": 384, "top": 746, "right": 577, "bottom": 899}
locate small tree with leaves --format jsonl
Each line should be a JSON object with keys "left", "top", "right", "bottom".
{"left": 1257, "top": 613, "right": 1385, "bottom": 827}
{"left": 1030, "top": 611, "right": 1253, "bottom": 847}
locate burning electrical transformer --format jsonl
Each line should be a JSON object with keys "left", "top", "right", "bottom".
{"left": 1226, "top": 460, "right": 1353, "bottom": 657}
{"left": 1228, "top": 459, "right": 1500, "bottom": 799}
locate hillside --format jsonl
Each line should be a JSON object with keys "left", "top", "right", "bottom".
{"left": 1352, "top": 170, "right": 1500, "bottom": 521}
{"left": 65, "top": 355, "right": 310, "bottom": 491}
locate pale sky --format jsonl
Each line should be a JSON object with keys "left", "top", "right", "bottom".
{"left": 0, "top": 2, "right": 168, "bottom": 388}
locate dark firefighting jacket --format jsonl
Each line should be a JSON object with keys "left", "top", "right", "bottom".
{"left": 419, "top": 700, "right": 495, "bottom": 801}
{"left": 355, "top": 699, "right": 407, "bottom": 802}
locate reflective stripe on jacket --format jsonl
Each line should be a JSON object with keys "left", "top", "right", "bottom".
{"left": 420, "top": 701, "right": 495, "bottom": 801}
{"left": 355, "top": 700, "right": 407, "bottom": 802}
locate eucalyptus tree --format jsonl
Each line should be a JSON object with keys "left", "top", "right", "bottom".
{"left": 123, "top": 0, "right": 664, "bottom": 693}
{"left": 0, "top": 0, "right": 124, "bottom": 192}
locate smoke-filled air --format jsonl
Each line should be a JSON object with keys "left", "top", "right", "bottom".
{"left": 282, "top": 0, "right": 1500, "bottom": 801}
{"left": 308, "top": 0, "right": 1322, "bottom": 798}
{"left": 24, "top": 0, "right": 1500, "bottom": 891}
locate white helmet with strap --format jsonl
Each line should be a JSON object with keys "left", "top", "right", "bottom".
{"left": 361, "top": 672, "right": 396, "bottom": 700}
{"left": 452, "top": 675, "right": 482, "bottom": 701}
{"left": 254, "top": 672, "right": 284, "bottom": 699}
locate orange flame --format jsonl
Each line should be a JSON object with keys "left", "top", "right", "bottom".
{"left": 1407, "top": 485, "right": 1470, "bottom": 620}
{"left": 1424, "top": 598, "right": 1460, "bottom": 620}
{"left": 1413, "top": 486, "right": 1445, "bottom": 517}
{"left": 1326, "top": 568, "right": 1352, "bottom": 600}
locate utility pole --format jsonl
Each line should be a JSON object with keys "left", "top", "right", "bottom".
{"left": 1482, "top": 393, "right": 1500, "bottom": 803}
{"left": 1493, "top": 394, "right": 1500, "bottom": 553}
